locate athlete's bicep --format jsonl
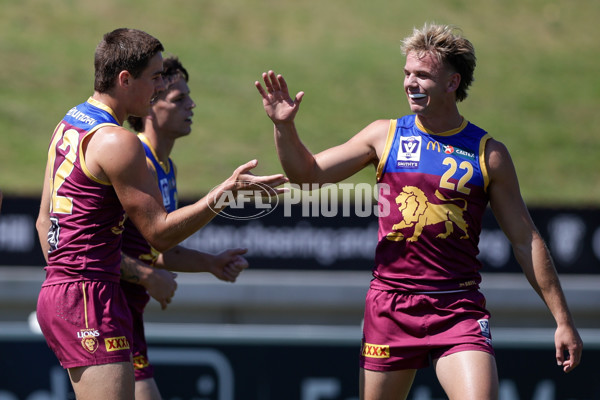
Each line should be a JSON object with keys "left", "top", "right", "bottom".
{"left": 486, "top": 139, "right": 536, "bottom": 245}
{"left": 94, "top": 128, "right": 166, "bottom": 234}
{"left": 312, "top": 119, "right": 388, "bottom": 183}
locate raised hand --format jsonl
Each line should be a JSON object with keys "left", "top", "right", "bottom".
{"left": 255, "top": 70, "right": 304, "bottom": 124}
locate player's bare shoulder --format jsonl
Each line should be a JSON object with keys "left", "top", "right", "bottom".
{"left": 484, "top": 137, "right": 513, "bottom": 172}
{"left": 85, "top": 125, "right": 145, "bottom": 182}
{"left": 484, "top": 137, "right": 520, "bottom": 189}
{"left": 358, "top": 118, "right": 395, "bottom": 161}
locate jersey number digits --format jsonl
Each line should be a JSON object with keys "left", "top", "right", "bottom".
{"left": 48, "top": 123, "right": 79, "bottom": 215}
{"left": 440, "top": 157, "right": 472, "bottom": 195}
{"left": 46, "top": 123, "right": 79, "bottom": 252}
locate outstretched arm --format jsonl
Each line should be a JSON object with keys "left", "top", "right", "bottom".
{"left": 255, "top": 70, "right": 386, "bottom": 186}
{"left": 156, "top": 247, "right": 249, "bottom": 283}
{"left": 89, "top": 126, "right": 287, "bottom": 252}
{"left": 486, "top": 138, "right": 582, "bottom": 373}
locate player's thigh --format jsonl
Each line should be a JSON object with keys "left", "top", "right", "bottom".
{"left": 433, "top": 350, "right": 498, "bottom": 400}
{"left": 135, "top": 378, "right": 162, "bottom": 400}
{"left": 68, "top": 361, "right": 135, "bottom": 400}
{"left": 360, "top": 368, "right": 417, "bottom": 400}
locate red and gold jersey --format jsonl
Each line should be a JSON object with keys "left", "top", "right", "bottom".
{"left": 43, "top": 98, "right": 125, "bottom": 285}
{"left": 373, "top": 115, "right": 492, "bottom": 292}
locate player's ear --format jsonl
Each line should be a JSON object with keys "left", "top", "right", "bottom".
{"left": 118, "top": 70, "right": 132, "bottom": 88}
{"left": 447, "top": 72, "right": 461, "bottom": 93}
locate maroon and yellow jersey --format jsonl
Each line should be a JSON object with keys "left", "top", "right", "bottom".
{"left": 43, "top": 98, "right": 125, "bottom": 285}
{"left": 121, "top": 134, "right": 178, "bottom": 267}
{"left": 373, "top": 115, "right": 492, "bottom": 292}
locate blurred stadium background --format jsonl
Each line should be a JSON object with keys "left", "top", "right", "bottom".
{"left": 1, "top": 0, "right": 599, "bottom": 399}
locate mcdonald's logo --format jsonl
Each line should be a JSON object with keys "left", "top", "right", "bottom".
{"left": 426, "top": 140, "right": 441, "bottom": 152}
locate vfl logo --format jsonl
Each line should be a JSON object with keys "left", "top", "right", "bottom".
{"left": 159, "top": 177, "right": 171, "bottom": 209}
{"left": 386, "top": 186, "right": 469, "bottom": 242}
{"left": 478, "top": 319, "right": 491, "bottom": 339}
{"left": 362, "top": 343, "right": 390, "bottom": 358}
{"left": 397, "top": 136, "right": 422, "bottom": 168}
{"left": 105, "top": 336, "right": 130, "bottom": 352}
{"left": 401, "top": 137, "right": 420, "bottom": 158}
{"left": 78, "top": 329, "right": 100, "bottom": 354}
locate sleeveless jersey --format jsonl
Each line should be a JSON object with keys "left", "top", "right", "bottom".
{"left": 43, "top": 98, "right": 125, "bottom": 285}
{"left": 121, "top": 134, "right": 178, "bottom": 265}
{"left": 373, "top": 115, "right": 491, "bottom": 292}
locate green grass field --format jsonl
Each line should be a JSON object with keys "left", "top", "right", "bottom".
{"left": 1, "top": 0, "right": 599, "bottom": 206}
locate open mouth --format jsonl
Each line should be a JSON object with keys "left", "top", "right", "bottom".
{"left": 408, "top": 93, "right": 426, "bottom": 99}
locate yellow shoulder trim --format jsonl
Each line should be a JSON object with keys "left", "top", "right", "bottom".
{"left": 79, "top": 123, "right": 119, "bottom": 185}
{"left": 480, "top": 134, "right": 492, "bottom": 192}
{"left": 138, "top": 133, "right": 170, "bottom": 174}
{"left": 86, "top": 97, "right": 120, "bottom": 124}
{"left": 376, "top": 119, "right": 397, "bottom": 182}
{"left": 415, "top": 116, "right": 468, "bottom": 136}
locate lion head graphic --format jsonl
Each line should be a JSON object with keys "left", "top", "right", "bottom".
{"left": 81, "top": 337, "right": 99, "bottom": 354}
{"left": 386, "top": 186, "right": 469, "bottom": 242}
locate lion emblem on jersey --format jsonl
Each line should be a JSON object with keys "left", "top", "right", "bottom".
{"left": 386, "top": 186, "right": 469, "bottom": 242}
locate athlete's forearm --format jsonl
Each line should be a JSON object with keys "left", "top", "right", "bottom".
{"left": 515, "top": 234, "right": 575, "bottom": 327}
{"left": 155, "top": 245, "right": 214, "bottom": 273}
{"left": 273, "top": 122, "right": 319, "bottom": 185}
{"left": 120, "top": 252, "right": 154, "bottom": 285}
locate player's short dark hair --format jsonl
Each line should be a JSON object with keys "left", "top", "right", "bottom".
{"left": 94, "top": 28, "right": 164, "bottom": 93}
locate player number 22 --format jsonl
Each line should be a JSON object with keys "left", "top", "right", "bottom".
{"left": 440, "top": 157, "right": 472, "bottom": 195}
{"left": 48, "top": 123, "right": 80, "bottom": 214}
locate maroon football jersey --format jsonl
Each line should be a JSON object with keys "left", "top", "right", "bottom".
{"left": 43, "top": 98, "right": 125, "bottom": 285}
{"left": 372, "top": 116, "right": 491, "bottom": 292}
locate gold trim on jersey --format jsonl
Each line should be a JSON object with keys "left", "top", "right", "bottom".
{"left": 480, "top": 134, "right": 492, "bottom": 192}
{"left": 376, "top": 119, "right": 397, "bottom": 182}
{"left": 86, "top": 97, "right": 120, "bottom": 123}
{"left": 415, "top": 115, "right": 468, "bottom": 136}
{"left": 138, "top": 133, "right": 171, "bottom": 174}
{"left": 79, "top": 124, "right": 120, "bottom": 185}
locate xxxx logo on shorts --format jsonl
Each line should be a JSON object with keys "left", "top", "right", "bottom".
{"left": 78, "top": 328, "right": 100, "bottom": 354}
{"left": 104, "top": 336, "right": 130, "bottom": 352}
{"left": 362, "top": 342, "right": 390, "bottom": 358}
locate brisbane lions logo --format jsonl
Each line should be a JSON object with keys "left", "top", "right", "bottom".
{"left": 386, "top": 186, "right": 469, "bottom": 242}
{"left": 81, "top": 337, "right": 99, "bottom": 353}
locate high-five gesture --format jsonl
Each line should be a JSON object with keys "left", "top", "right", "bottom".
{"left": 255, "top": 70, "right": 304, "bottom": 124}
{"left": 223, "top": 159, "right": 288, "bottom": 196}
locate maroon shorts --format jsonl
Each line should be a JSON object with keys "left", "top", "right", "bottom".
{"left": 121, "top": 281, "right": 154, "bottom": 381}
{"left": 360, "top": 288, "right": 494, "bottom": 371}
{"left": 37, "top": 280, "right": 133, "bottom": 369}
